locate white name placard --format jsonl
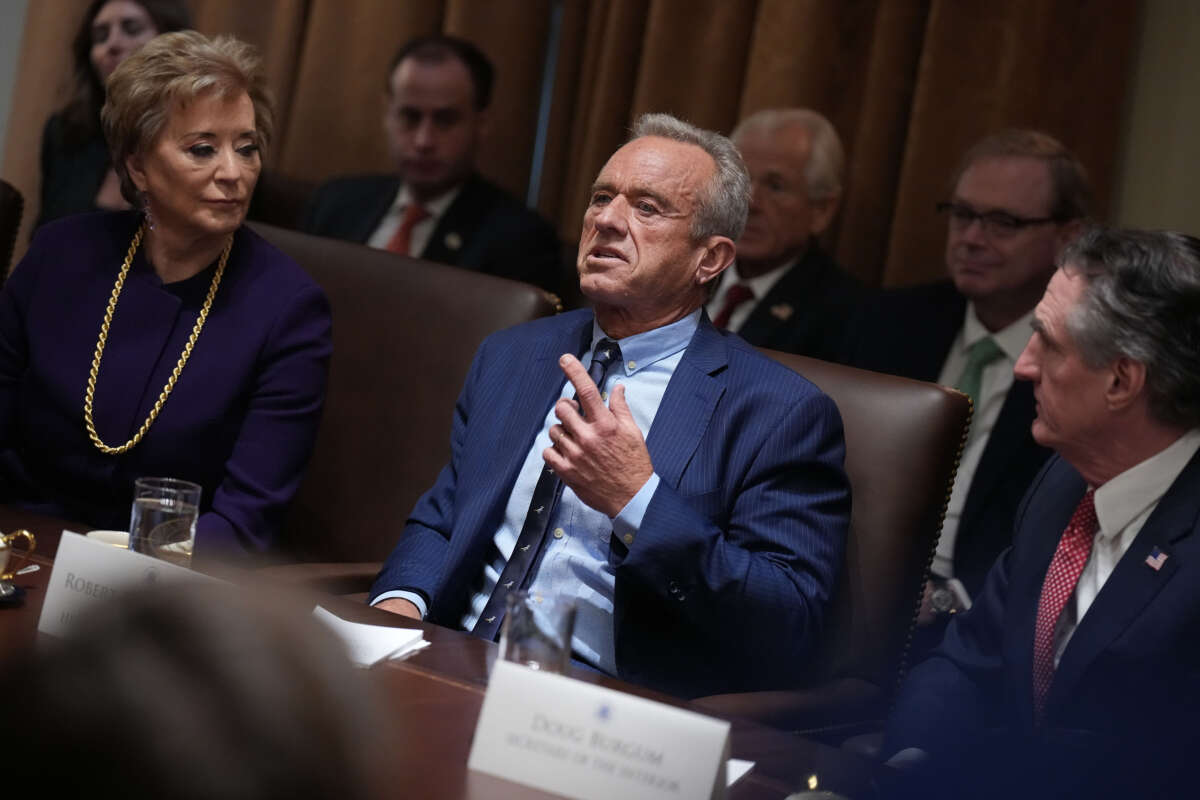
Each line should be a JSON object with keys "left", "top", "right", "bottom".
{"left": 37, "top": 531, "right": 214, "bottom": 638}
{"left": 468, "top": 660, "right": 731, "bottom": 800}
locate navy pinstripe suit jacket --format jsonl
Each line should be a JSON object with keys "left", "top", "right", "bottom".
{"left": 372, "top": 309, "right": 850, "bottom": 698}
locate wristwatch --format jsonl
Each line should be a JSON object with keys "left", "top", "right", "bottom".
{"left": 930, "top": 585, "right": 959, "bottom": 617}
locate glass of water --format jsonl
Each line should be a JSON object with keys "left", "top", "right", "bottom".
{"left": 498, "top": 591, "right": 576, "bottom": 674}
{"left": 129, "top": 477, "right": 201, "bottom": 568}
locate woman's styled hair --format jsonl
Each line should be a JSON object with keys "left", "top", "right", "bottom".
{"left": 102, "top": 30, "right": 275, "bottom": 203}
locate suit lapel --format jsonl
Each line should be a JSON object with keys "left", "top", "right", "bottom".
{"left": 485, "top": 316, "right": 591, "bottom": 499}
{"left": 1007, "top": 463, "right": 1085, "bottom": 728}
{"left": 959, "top": 382, "right": 1039, "bottom": 533}
{"left": 644, "top": 317, "right": 728, "bottom": 488}
{"left": 1048, "top": 451, "right": 1200, "bottom": 710}
{"left": 735, "top": 249, "right": 814, "bottom": 345}
{"left": 421, "top": 174, "right": 485, "bottom": 266}
{"left": 350, "top": 178, "right": 399, "bottom": 244}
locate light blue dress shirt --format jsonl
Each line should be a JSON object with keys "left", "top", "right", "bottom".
{"left": 453, "top": 310, "right": 700, "bottom": 673}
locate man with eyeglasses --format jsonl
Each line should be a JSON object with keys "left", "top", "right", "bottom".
{"left": 842, "top": 130, "right": 1089, "bottom": 647}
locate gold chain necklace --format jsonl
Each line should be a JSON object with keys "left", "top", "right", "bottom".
{"left": 83, "top": 223, "right": 232, "bottom": 455}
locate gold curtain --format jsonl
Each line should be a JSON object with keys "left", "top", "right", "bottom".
{"left": 3, "top": 0, "right": 1139, "bottom": 285}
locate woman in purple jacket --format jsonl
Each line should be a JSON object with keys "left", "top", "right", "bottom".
{"left": 0, "top": 31, "right": 331, "bottom": 559}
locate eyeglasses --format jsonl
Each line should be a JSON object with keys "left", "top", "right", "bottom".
{"left": 936, "top": 201, "right": 1062, "bottom": 238}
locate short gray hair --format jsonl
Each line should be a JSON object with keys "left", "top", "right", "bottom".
{"left": 732, "top": 108, "right": 844, "bottom": 200}
{"left": 103, "top": 31, "right": 275, "bottom": 204}
{"left": 629, "top": 113, "right": 750, "bottom": 242}
{"left": 1061, "top": 227, "right": 1200, "bottom": 429}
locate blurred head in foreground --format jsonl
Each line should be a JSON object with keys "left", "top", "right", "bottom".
{"left": 3, "top": 584, "right": 392, "bottom": 800}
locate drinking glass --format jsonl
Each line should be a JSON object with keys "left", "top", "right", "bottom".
{"left": 129, "top": 477, "right": 200, "bottom": 568}
{"left": 498, "top": 591, "right": 576, "bottom": 674}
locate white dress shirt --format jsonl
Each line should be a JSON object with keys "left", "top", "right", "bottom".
{"left": 931, "top": 304, "right": 1034, "bottom": 579}
{"left": 1051, "top": 428, "right": 1200, "bottom": 665}
{"left": 704, "top": 259, "right": 795, "bottom": 332}
{"left": 365, "top": 184, "right": 461, "bottom": 256}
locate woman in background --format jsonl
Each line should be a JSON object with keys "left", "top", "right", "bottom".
{"left": 0, "top": 31, "right": 331, "bottom": 559}
{"left": 36, "top": 0, "right": 190, "bottom": 228}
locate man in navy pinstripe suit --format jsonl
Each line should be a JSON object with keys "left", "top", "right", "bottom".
{"left": 370, "top": 113, "right": 850, "bottom": 698}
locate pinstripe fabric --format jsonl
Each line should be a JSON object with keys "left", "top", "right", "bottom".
{"left": 371, "top": 310, "right": 850, "bottom": 698}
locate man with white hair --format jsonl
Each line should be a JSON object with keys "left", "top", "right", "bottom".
{"left": 707, "top": 108, "right": 862, "bottom": 361}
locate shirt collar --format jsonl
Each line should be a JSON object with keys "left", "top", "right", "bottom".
{"left": 960, "top": 302, "right": 1035, "bottom": 363}
{"left": 1093, "top": 428, "right": 1200, "bottom": 540}
{"left": 394, "top": 183, "right": 461, "bottom": 219}
{"left": 725, "top": 257, "right": 798, "bottom": 301}
{"left": 592, "top": 308, "right": 700, "bottom": 376}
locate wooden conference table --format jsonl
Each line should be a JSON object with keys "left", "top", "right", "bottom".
{"left": 0, "top": 507, "right": 885, "bottom": 799}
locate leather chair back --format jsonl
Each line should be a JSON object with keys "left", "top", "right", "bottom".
{"left": 247, "top": 171, "right": 316, "bottom": 230}
{"left": 249, "top": 222, "right": 559, "bottom": 562}
{"left": 0, "top": 180, "right": 23, "bottom": 277}
{"left": 761, "top": 350, "right": 970, "bottom": 698}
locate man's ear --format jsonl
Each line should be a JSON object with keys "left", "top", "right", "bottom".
{"left": 809, "top": 193, "right": 841, "bottom": 237}
{"left": 1106, "top": 356, "right": 1146, "bottom": 411}
{"left": 695, "top": 236, "right": 736, "bottom": 287}
{"left": 125, "top": 153, "right": 147, "bottom": 194}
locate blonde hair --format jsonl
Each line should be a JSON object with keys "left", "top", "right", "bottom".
{"left": 102, "top": 30, "right": 274, "bottom": 203}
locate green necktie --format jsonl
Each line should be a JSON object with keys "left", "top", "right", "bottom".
{"left": 954, "top": 336, "right": 1005, "bottom": 408}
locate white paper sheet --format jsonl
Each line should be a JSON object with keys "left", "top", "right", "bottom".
{"left": 726, "top": 758, "right": 754, "bottom": 786}
{"left": 312, "top": 605, "right": 429, "bottom": 666}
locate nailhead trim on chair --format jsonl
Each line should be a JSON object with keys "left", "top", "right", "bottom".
{"left": 891, "top": 390, "right": 974, "bottom": 706}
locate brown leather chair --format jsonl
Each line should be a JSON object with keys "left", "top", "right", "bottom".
{"left": 693, "top": 350, "right": 971, "bottom": 739}
{"left": 0, "top": 180, "right": 23, "bottom": 277}
{"left": 248, "top": 222, "right": 560, "bottom": 566}
{"left": 247, "top": 170, "right": 317, "bottom": 230}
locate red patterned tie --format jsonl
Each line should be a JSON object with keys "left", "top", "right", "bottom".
{"left": 712, "top": 283, "right": 754, "bottom": 329}
{"left": 1031, "top": 489, "right": 1098, "bottom": 721}
{"left": 385, "top": 203, "right": 430, "bottom": 256}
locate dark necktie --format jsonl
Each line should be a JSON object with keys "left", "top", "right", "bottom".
{"left": 471, "top": 338, "right": 622, "bottom": 641}
{"left": 711, "top": 283, "right": 754, "bottom": 330}
{"left": 1031, "top": 490, "right": 1098, "bottom": 722}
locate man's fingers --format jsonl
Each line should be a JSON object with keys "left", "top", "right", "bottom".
{"left": 609, "top": 383, "right": 634, "bottom": 422}
{"left": 559, "top": 353, "right": 606, "bottom": 417}
{"left": 548, "top": 424, "right": 582, "bottom": 458}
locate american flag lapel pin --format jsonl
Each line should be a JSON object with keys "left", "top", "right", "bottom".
{"left": 1145, "top": 546, "right": 1169, "bottom": 571}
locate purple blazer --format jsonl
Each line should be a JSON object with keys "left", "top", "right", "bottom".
{"left": 0, "top": 211, "right": 331, "bottom": 556}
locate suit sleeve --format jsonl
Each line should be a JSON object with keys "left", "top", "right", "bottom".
{"left": 612, "top": 388, "right": 850, "bottom": 688}
{"left": 882, "top": 462, "right": 1054, "bottom": 756}
{"left": 195, "top": 281, "right": 332, "bottom": 555}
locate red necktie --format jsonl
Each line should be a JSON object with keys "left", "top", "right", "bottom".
{"left": 1031, "top": 489, "right": 1098, "bottom": 721}
{"left": 385, "top": 203, "right": 430, "bottom": 256}
{"left": 712, "top": 283, "right": 754, "bottom": 329}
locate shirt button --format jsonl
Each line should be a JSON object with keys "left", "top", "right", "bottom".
{"left": 626, "top": 360, "right": 637, "bottom": 370}
{"left": 623, "top": 533, "right": 634, "bottom": 545}
{"left": 553, "top": 527, "right": 565, "bottom": 539}
{"left": 601, "top": 391, "right": 608, "bottom": 402}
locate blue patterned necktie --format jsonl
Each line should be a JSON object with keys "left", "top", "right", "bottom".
{"left": 472, "top": 339, "right": 622, "bottom": 640}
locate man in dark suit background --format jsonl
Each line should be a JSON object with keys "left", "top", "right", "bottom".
{"left": 368, "top": 113, "right": 850, "bottom": 699}
{"left": 842, "top": 130, "right": 1089, "bottom": 634}
{"left": 707, "top": 108, "right": 862, "bottom": 361}
{"left": 302, "top": 35, "right": 563, "bottom": 294}
{"left": 883, "top": 228, "right": 1200, "bottom": 799}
